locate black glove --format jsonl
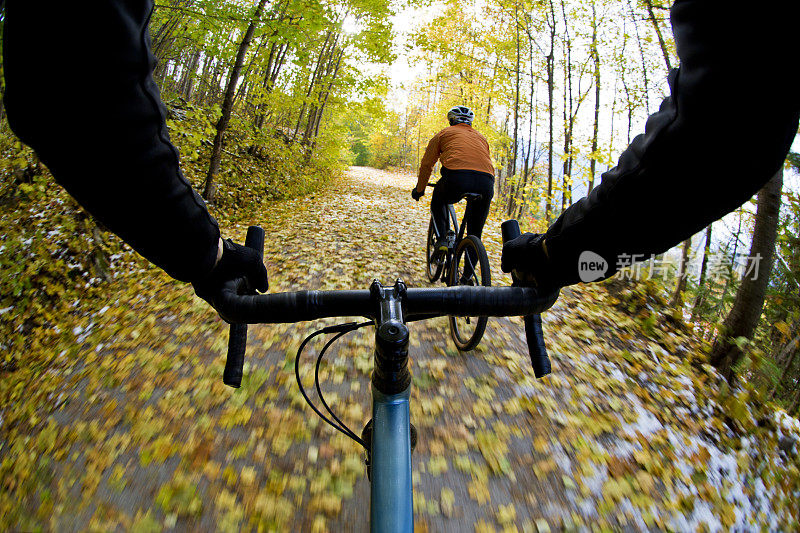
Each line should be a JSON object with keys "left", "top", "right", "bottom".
{"left": 501, "top": 232, "right": 553, "bottom": 289}
{"left": 192, "top": 238, "right": 269, "bottom": 309}
{"left": 502, "top": 232, "right": 561, "bottom": 311}
{"left": 411, "top": 188, "right": 424, "bottom": 201}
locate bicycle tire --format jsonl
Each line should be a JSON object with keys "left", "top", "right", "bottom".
{"left": 448, "top": 235, "right": 490, "bottom": 351}
{"left": 426, "top": 218, "right": 443, "bottom": 282}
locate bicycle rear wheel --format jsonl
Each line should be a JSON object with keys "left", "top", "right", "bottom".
{"left": 426, "top": 218, "right": 443, "bottom": 282}
{"left": 448, "top": 235, "right": 490, "bottom": 351}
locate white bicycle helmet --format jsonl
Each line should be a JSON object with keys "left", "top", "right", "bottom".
{"left": 447, "top": 106, "right": 474, "bottom": 126}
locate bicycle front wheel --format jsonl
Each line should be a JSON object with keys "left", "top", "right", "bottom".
{"left": 448, "top": 235, "right": 490, "bottom": 351}
{"left": 426, "top": 218, "right": 443, "bottom": 282}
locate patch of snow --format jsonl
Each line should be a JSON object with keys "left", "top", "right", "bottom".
{"left": 576, "top": 497, "right": 598, "bottom": 518}
{"left": 618, "top": 498, "right": 650, "bottom": 530}
{"left": 664, "top": 427, "right": 784, "bottom": 530}
{"left": 606, "top": 365, "right": 627, "bottom": 383}
{"left": 551, "top": 443, "right": 573, "bottom": 474}
{"left": 581, "top": 461, "right": 607, "bottom": 497}
{"left": 670, "top": 499, "right": 723, "bottom": 532}
{"left": 776, "top": 410, "right": 800, "bottom": 436}
{"left": 621, "top": 401, "right": 663, "bottom": 438}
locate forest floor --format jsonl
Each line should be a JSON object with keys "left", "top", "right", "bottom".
{"left": 2, "top": 167, "right": 799, "bottom": 532}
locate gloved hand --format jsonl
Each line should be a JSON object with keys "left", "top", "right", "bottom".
{"left": 502, "top": 232, "right": 560, "bottom": 310}
{"left": 411, "top": 188, "right": 424, "bottom": 201}
{"left": 192, "top": 238, "right": 269, "bottom": 310}
{"left": 501, "top": 232, "right": 552, "bottom": 289}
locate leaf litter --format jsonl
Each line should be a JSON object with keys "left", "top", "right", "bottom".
{"left": 1, "top": 167, "right": 798, "bottom": 531}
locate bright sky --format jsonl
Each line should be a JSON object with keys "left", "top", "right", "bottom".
{"left": 385, "top": 4, "right": 442, "bottom": 91}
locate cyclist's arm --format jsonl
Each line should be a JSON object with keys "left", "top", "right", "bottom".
{"left": 542, "top": 0, "right": 799, "bottom": 287}
{"left": 3, "top": 0, "right": 221, "bottom": 283}
{"left": 416, "top": 134, "right": 442, "bottom": 192}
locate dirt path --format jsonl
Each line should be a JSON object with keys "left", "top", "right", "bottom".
{"left": 4, "top": 167, "right": 797, "bottom": 531}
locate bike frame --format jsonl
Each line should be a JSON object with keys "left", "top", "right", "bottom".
{"left": 432, "top": 201, "right": 475, "bottom": 284}
{"left": 430, "top": 203, "right": 463, "bottom": 245}
{"left": 369, "top": 280, "right": 414, "bottom": 533}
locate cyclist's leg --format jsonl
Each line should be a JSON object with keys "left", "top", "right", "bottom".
{"left": 430, "top": 172, "right": 462, "bottom": 240}
{"left": 462, "top": 172, "right": 495, "bottom": 239}
{"left": 461, "top": 171, "right": 495, "bottom": 279}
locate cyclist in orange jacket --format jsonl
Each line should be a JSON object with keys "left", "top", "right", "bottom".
{"left": 412, "top": 106, "right": 495, "bottom": 254}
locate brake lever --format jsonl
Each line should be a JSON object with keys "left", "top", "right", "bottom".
{"left": 223, "top": 225, "right": 265, "bottom": 388}
{"left": 501, "top": 220, "right": 551, "bottom": 379}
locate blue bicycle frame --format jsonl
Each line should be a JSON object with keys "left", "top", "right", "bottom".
{"left": 368, "top": 280, "right": 414, "bottom": 533}
{"left": 371, "top": 386, "right": 413, "bottom": 532}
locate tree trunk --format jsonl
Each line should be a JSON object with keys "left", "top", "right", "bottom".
{"left": 712, "top": 209, "right": 744, "bottom": 326}
{"left": 791, "top": 387, "right": 800, "bottom": 416}
{"left": 710, "top": 169, "right": 783, "bottom": 382}
{"left": 194, "top": 54, "right": 211, "bottom": 104}
{"left": 203, "top": 0, "right": 269, "bottom": 203}
{"left": 506, "top": 2, "right": 521, "bottom": 216}
{"left": 524, "top": 38, "right": 537, "bottom": 213}
{"left": 588, "top": 3, "right": 600, "bottom": 194}
{"left": 512, "top": 2, "right": 521, "bottom": 181}
{"left": 545, "top": 0, "right": 556, "bottom": 224}
{"left": 294, "top": 31, "right": 335, "bottom": 141}
{"left": 644, "top": 0, "right": 672, "bottom": 71}
{"left": 309, "top": 48, "right": 345, "bottom": 148}
{"left": 770, "top": 335, "right": 798, "bottom": 400}
{"left": 691, "top": 224, "right": 713, "bottom": 320}
{"left": 627, "top": 0, "right": 650, "bottom": 114}
{"left": 671, "top": 238, "right": 692, "bottom": 307}
{"left": 560, "top": 0, "right": 572, "bottom": 213}
{"left": 180, "top": 47, "right": 201, "bottom": 101}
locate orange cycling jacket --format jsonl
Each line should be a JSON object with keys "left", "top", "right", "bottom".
{"left": 416, "top": 124, "right": 494, "bottom": 189}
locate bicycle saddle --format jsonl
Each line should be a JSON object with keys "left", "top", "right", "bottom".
{"left": 463, "top": 193, "right": 483, "bottom": 202}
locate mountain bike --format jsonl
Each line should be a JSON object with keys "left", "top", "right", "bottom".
{"left": 424, "top": 183, "right": 491, "bottom": 351}
{"left": 219, "top": 222, "right": 553, "bottom": 533}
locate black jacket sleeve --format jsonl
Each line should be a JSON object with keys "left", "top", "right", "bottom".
{"left": 2, "top": 0, "right": 220, "bottom": 283}
{"left": 543, "top": 0, "right": 800, "bottom": 287}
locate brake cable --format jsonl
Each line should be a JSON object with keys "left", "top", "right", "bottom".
{"left": 295, "top": 320, "right": 373, "bottom": 450}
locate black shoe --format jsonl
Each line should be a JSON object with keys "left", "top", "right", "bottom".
{"left": 431, "top": 238, "right": 448, "bottom": 261}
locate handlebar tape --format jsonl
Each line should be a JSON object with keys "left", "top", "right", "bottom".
{"left": 524, "top": 314, "right": 551, "bottom": 378}
{"left": 501, "top": 219, "right": 551, "bottom": 379}
{"left": 223, "top": 226, "right": 265, "bottom": 389}
{"left": 217, "top": 286, "right": 548, "bottom": 324}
